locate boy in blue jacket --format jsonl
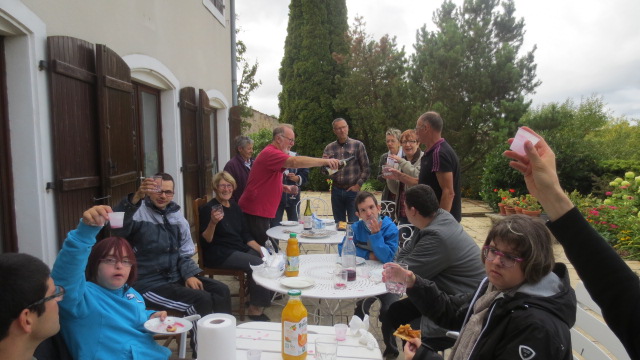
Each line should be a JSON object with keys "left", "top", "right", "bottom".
{"left": 339, "top": 191, "right": 399, "bottom": 356}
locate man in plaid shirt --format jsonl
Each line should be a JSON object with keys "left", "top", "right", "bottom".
{"left": 323, "top": 118, "right": 370, "bottom": 222}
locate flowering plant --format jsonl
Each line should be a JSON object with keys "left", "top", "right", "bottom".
{"left": 493, "top": 188, "right": 515, "bottom": 205}
{"left": 521, "top": 194, "right": 542, "bottom": 211}
{"left": 326, "top": 179, "right": 333, "bottom": 192}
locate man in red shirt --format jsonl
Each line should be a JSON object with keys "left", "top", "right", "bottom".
{"left": 239, "top": 124, "right": 339, "bottom": 249}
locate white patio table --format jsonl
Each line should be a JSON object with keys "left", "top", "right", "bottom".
{"left": 253, "top": 253, "right": 387, "bottom": 324}
{"left": 267, "top": 223, "right": 344, "bottom": 253}
{"left": 234, "top": 321, "right": 383, "bottom": 360}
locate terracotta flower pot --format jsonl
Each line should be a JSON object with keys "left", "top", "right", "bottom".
{"left": 505, "top": 206, "right": 516, "bottom": 215}
{"left": 515, "top": 206, "right": 523, "bottom": 214}
{"left": 498, "top": 203, "right": 506, "bottom": 215}
{"left": 523, "top": 209, "right": 542, "bottom": 217}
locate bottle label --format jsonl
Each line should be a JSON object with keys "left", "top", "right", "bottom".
{"left": 283, "top": 318, "right": 308, "bottom": 356}
{"left": 303, "top": 215, "right": 312, "bottom": 230}
{"left": 286, "top": 256, "right": 299, "bottom": 272}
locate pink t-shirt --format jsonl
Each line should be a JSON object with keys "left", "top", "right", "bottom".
{"left": 238, "top": 144, "right": 289, "bottom": 218}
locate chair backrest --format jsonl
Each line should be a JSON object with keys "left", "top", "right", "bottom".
{"left": 380, "top": 200, "right": 396, "bottom": 221}
{"left": 397, "top": 224, "right": 416, "bottom": 248}
{"left": 570, "top": 281, "right": 630, "bottom": 360}
{"left": 193, "top": 195, "right": 208, "bottom": 269}
{"left": 296, "top": 196, "right": 330, "bottom": 218}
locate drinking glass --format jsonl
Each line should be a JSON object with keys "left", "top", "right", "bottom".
{"left": 315, "top": 336, "right": 338, "bottom": 360}
{"left": 384, "top": 262, "right": 409, "bottom": 295}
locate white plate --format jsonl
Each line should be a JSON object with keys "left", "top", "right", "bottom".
{"left": 144, "top": 316, "right": 193, "bottom": 335}
{"left": 279, "top": 276, "right": 316, "bottom": 288}
{"left": 337, "top": 256, "right": 366, "bottom": 266}
{"left": 280, "top": 221, "right": 299, "bottom": 226}
{"left": 300, "top": 230, "right": 337, "bottom": 238}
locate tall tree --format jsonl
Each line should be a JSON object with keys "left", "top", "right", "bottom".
{"left": 410, "top": 0, "right": 539, "bottom": 190}
{"left": 333, "top": 17, "right": 411, "bottom": 177}
{"left": 279, "top": 0, "right": 348, "bottom": 189}
{"left": 236, "top": 37, "right": 262, "bottom": 132}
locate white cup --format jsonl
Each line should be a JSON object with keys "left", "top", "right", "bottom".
{"left": 334, "top": 323, "right": 348, "bottom": 341}
{"left": 510, "top": 127, "right": 540, "bottom": 156}
{"left": 109, "top": 212, "right": 125, "bottom": 229}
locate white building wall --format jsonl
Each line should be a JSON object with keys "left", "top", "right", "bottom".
{"left": 1, "top": 0, "right": 233, "bottom": 264}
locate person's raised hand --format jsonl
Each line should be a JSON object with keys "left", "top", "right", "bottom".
{"left": 383, "top": 167, "right": 402, "bottom": 181}
{"left": 388, "top": 154, "right": 402, "bottom": 163}
{"left": 82, "top": 205, "right": 112, "bottom": 226}
{"left": 210, "top": 208, "right": 224, "bottom": 225}
{"left": 133, "top": 178, "right": 158, "bottom": 204}
{"left": 325, "top": 158, "right": 340, "bottom": 170}
{"left": 503, "top": 126, "right": 573, "bottom": 220}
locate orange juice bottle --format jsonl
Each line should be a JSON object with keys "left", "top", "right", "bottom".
{"left": 282, "top": 289, "right": 307, "bottom": 360}
{"left": 285, "top": 233, "right": 299, "bottom": 277}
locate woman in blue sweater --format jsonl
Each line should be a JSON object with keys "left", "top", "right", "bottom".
{"left": 52, "top": 205, "right": 171, "bottom": 360}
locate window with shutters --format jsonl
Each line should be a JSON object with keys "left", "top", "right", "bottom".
{"left": 133, "top": 82, "right": 163, "bottom": 177}
{"left": 203, "top": 0, "right": 225, "bottom": 26}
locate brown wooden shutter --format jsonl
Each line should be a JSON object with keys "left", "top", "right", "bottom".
{"left": 95, "top": 44, "right": 137, "bottom": 207}
{"left": 47, "top": 36, "right": 101, "bottom": 246}
{"left": 180, "top": 87, "right": 200, "bottom": 232}
{"left": 198, "top": 89, "right": 217, "bottom": 197}
{"left": 228, "top": 106, "right": 242, "bottom": 151}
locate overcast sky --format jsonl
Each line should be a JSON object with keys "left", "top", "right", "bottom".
{"left": 235, "top": 0, "right": 640, "bottom": 121}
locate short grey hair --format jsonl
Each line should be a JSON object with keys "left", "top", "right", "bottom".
{"left": 234, "top": 135, "right": 253, "bottom": 153}
{"left": 332, "top": 118, "right": 347, "bottom": 127}
{"left": 385, "top": 128, "right": 401, "bottom": 141}
{"left": 418, "top": 111, "right": 443, "bottom": 132}
{"left": 272, "top": 124, "right": 294, "bottom": 140}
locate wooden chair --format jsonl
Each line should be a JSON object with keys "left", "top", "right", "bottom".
{"left": 193, "top": 195, "right": 249, "bottom": 320}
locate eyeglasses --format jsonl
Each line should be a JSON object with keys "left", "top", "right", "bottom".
{"left": 217, "top": 183, "right": 233, "bottom": 189}
{"left": 401, "top": 140, "right": 417, "bottom": 145}
{"left": 156, "top": 190, "right": 174, "bottom": 196}
{"left": 279, "top": 134, "right": 295, "bottom": 144}
{"left": 100, "top": 257, "right": 134, "bottom": 267}
{"left": 482, "top": 246, "right": 524, "bottom": 268}
{"left": 27, "top": 285, "right": 65, "bottom": 308}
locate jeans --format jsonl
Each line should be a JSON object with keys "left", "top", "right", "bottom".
{"left": 331, "top": 186, "right": 358, "bottom": 223}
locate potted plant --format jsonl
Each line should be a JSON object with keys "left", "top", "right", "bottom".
{"left": 522, "top": 194, "right": 542, "bottom": 216}
{"left": 503, "top": 197, "right": 519, "bottom": 215}
{"left": 495, "top": 189, "right": 513, "bottom": 215}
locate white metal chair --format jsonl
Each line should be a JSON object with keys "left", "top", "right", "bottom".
{"left": 397, "top": 224, "right": 416, "bottom": 248}
{"left": 296, "top": 197, "right": 331, "bottom": 218}
{"left": 380, "top": 200, "right": 397, "bottom": 222}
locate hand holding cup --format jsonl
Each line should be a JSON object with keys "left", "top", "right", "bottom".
{"left": 383, "top": 262, "right": 411, "bottom": 294}
{"left": 210, "top": 204, "right": 224, "bottom": 225}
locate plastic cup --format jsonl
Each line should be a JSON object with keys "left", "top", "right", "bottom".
{"left": 382, "top": 165, "right": 392, "bottom": 177}
{"left": 246, "top": 349, "right": 261, "bottom": 360}
{"left": 152, "top": 175, "right": 163, "bottom": 192}
{"left": 109, "top": 212, "right": 125, "bottom": 229}
{"left": 384, "top": 262, "right": 409, "bottom": 294}
{"left": 333, "top": 268, "right": 348, "bottom": 290}
{"left": 510, "top": 127, "right": 540, "bottom": 156}
{"left": 315, "top": 336, "right": 338, "bottom": 359}
{"left": 334, "top": 323, "right": 348, "bottom": 341}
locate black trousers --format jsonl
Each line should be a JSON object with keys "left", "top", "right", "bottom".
{"left": 142, "top": 276, "right": 231, "bottom": 355}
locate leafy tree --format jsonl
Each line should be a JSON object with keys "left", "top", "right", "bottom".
{"left": 519, "top": 97, "right": 608, "bottom": 194}
{"left": 237, "top": 37, "right": 262, "bottom": 132}
{"left": 333, "top": 17, "right": 412, "bottom": 181}
{"left": 279, "top": 0, "right": 348, "bottom": 190}
{"left": 409, "top": 0, "right": 539, "bottom": 195}
{"left": 587, "top": 118, "right": 640, "bottom": 162}
{"left": 248, "top": 128, "right": 272, "bottom": 154}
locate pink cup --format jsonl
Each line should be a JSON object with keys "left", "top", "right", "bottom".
{"left": 109, "top": 212, "right": 125, "bottom": 228}
{"left": 334, "top": 323, "right": 348, "bottom": 341}
{"left": 510, "top": 127, "right": 540, "bottom": 156}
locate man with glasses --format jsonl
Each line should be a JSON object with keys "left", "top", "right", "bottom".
{"left": 112, "top": 172, "right": 231, "bottom": 357}
{"left": 414, "top": 111, "right": 462, "bottom": 222}
{"left": 239, "top": 124, "right": 339, "bottom": 249}
{"left": 0, "top": 253, "right": 63, "bottom": 360}
{"left": 323, "top": 118, "right": 371, "bottom": 223}
{"left": 382, "top": 184, "right": 484, "bottom": 358}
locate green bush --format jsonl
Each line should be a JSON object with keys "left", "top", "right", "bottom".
{"left": 479, "top": 143, "right": 528, "bottom": 211}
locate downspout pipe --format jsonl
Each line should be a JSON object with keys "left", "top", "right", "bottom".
{"left": 230, "top": 0, "right": 238, "bottom": 106}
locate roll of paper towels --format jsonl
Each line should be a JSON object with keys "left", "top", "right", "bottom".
{"left": 197, "top": 313, "right": 236, "bottom": 359}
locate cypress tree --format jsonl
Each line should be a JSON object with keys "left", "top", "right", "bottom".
{"left": 278, "top": 0, "right": 348, "bottom": 190}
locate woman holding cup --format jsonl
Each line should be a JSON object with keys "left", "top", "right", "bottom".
{"left": 199, "top": 171, "right": 272, "bottom": 321}
{"left": 384, "top": 215, "right": 576, "bottom": 360}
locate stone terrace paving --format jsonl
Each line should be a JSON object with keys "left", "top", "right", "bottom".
{"left": 170, "top": 191, "right": 639, "bottom": 359}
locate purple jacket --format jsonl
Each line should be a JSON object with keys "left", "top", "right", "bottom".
{"left": 223, "top": 154, "right": 252, "bottom": 203}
